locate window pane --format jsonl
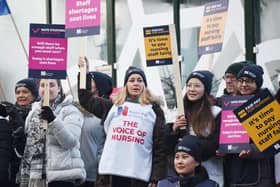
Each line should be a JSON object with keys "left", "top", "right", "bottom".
{"left": 259, "top": 0, "right": 280, "bottom": 42}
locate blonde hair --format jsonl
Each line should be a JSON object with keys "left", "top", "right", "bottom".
{"left": 113, "top": 85, "right": 162, "bottom": 106}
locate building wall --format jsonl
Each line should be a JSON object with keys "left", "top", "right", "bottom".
{"left": 0, "top": 0, "right": 279, "bottom": 121}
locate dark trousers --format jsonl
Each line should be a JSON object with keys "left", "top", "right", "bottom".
{"left": 111, "top": 175, "right": 148, "bottom": 187}
{"left": 48, "top": 181, "right": 75, "bottom": 187}
{"left": 76, "top": 181, "right": 95, "bottom": 187}
{"left": 0, "top": 150, "right": 10, "bottom": 184}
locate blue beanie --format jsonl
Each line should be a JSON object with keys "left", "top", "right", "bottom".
{"left": 124, "top": 66, "right": 147, "bottom": 86}
{"left": 175, "top": 135, "right": 203, "bottom": 162}
{"left": 15, "top": 79, "right": 38, "bottom": 100}
{"left": 89, "top": 71, "right": 113, "bottom": 98}
{"left": 186, "top": 70, "right": 214, "bottom": 95}
{"left": 237, "top": 64, "right": 264, "bottom": 88}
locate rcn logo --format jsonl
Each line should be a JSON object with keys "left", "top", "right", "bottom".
{"left": 117, "top": 106, "right": 129, "bottom": 116}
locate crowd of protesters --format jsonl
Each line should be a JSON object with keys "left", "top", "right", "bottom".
{"left": 0, "top": 58, "right": 280, "bottom": 187}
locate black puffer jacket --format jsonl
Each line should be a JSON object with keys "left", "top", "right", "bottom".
{"left": 0, "top": 110, "right": 24, "bottom": 185}
{"left": 0, "top": 117, "right": 13, "bottom": 184}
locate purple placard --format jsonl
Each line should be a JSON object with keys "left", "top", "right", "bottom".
{"left": 28, "top": 23, "right": 67, "bottom": 79}
{"left": 218, "top": 95, "right": 251, "bottom": 153}
{"left": 65, "top": 0, "right": 100, "bottom": 37}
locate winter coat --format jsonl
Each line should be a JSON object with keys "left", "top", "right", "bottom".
{"left": 224, "top": 147, "right": 275, "bottom": 187}
{"left": 78, "top": 89, "right": 167, "bottom": 185}
{"left": 165, "top": 106, "right": 223, "bottom": 186}
{"left": 275, "top": 153, "right": 280, "bottom": 184}
{"left": 0, "top": 117, "right": 13, "bottom": 183}
{"left": 157, "top": 167, "right": 219, "bottom": 187}
{"left": 79, "top": 115, "right": 105, "bottom": 182}
{"left": 21, "top": 95, "right": 86, "bottom": 185}
{"left": 223, "top": 90, "right": 275, "bottom": 187}
{"left": 0, "top": 107, "right": 24, "bottom": 185}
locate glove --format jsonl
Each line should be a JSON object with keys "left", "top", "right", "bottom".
{"left": 40, "top": 106, "right": 56, "bottom": 123}
{"left": 0, "top": 102, "right": 18, "bottom": 117}
{"left": 0, "top": 103, "right": 8, "bottom": 117}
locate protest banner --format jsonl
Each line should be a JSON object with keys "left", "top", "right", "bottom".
{"left": 65, "top": 0, "right": 100, "bottom": 88}
{"left": 143, "top": 24, "right": 184, "bottom": 116}
{"left": 28, "top": 23, "right": 67, "bottom": 79}
{"left": 65, "top": 0, "right": 100, "bottom": 37}
{"left": 234, "top": 88, "right": 280, "bottom": 156}
{"left": 143, "top": 25, "right": 172, "bottom": 67}
{"left": 219, "top": 95, "right": 251, "bottom": 153}
{"left": 198, "top": 0, "right": 228, "bottom": 55}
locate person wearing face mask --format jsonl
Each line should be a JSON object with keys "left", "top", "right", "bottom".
{"left": 78, "top": 65, "right": 167, "bottom": 187}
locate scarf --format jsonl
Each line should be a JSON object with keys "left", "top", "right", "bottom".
{"left": 20, "top": 97, "right": 61, "bottom": 187}
{"left": 16, "top": 104, "right": 32, "bottom": 121}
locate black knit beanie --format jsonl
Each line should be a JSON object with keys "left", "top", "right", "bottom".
{"left": 175, "top": 135, "right": 203, "bottom": 162}
{"left": 225, "top": 62, "right": 245, "bottom": 77}
{"left": 186, "top": 70, "right": 213, "bottom": 95}
{"left": 237, "top": 64, "right": 264, "bottom": 89}
{"left": 124, "top": 66, "right": 147, "bottom": 86}
{"left": 89, "top": 71, "right": 113, "bottom": 98}
{"left": 15, "top": 79, "right": 38, "bottom": 100}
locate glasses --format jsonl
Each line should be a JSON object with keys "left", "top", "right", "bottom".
{"left": 238, "top": 78, "right": 255, "bottom": 84}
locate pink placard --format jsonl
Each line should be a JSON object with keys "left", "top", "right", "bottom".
{"left": 219, "top": 110, "right": 250, "bottom": 144}
{"left": 66, "top": 0, "right": 100, "bottom": 29}
{"left": 29, "top": 37, "right": 67, "bottom": 70}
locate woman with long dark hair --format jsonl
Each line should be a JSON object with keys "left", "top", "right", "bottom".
{"left": 167, "top": 70, "right": 223, "bottom": 186}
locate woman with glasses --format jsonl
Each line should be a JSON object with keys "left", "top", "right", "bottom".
{"left": 166, "top": 70, "right": 223, "bottom": 186}
{"left": 224, "top": 64, "right": 275, "bottom": 187}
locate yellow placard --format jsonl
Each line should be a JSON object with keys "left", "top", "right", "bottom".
{"left": 144, "top": 35, "right": 172, "bottom": 61}
{"left": 241, "top": 100, "right": 280, "bottom": 152}
{"left": 199, "top": 11, "right": 227, "bottom": 47}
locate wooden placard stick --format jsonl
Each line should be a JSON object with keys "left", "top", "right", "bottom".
{"left": 42, "top": 79, "right": 49, "bottom": 129}
{"left": 0, "top": 81, "right": 7, "bottom": 101}
{"left": 205, "top": 53, "right": 214, "bottom": 71}
{"left": 79, "top": 37, "right": 87, "bottom": 89}
{"left": 169, "top": 24, "right": 185, "bottom": 120}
